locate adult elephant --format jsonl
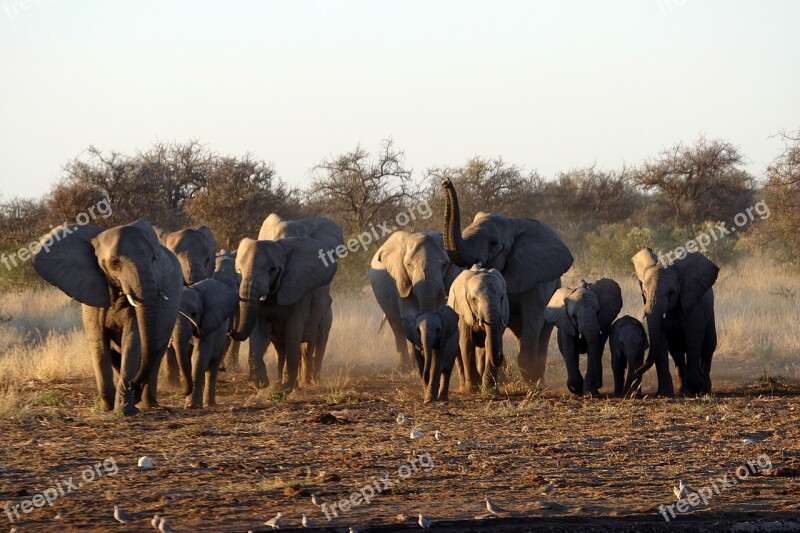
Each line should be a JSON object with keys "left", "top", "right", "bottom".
{"left": 229, "top": 236, "right": 338, "bottom": 390}
{"left": 441, "top": 178, "right": 574, "bottom": 384}
{"left": 32, "top": 220, "right": 183, "bottom": 415}
{"left": 258, "top": 214, "right": 343, "bottom": 386}
{"left": 544, "top": 279, "right": 622, "bottom": 396}
{"left": 157, "top": 225, "right": 218, "bottom": 386}
{"left": 448, "top": 266, "right": 510, "bottom": 391}
{"left": 631, "top": 248, "right": 719, "bottom": 396}
{"left": 370, "top": 231, "right": 462, "bottom": 371}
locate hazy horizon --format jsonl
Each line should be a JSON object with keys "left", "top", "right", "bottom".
{"left": 1, "top": 0, "right": 798, "bottom": 200}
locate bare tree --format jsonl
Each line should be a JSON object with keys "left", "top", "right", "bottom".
{"left": 764, "top": 130, "right": 800, "bottom": 263}
{"left": 305, "top": 140, "right": 415, "bottom": 234}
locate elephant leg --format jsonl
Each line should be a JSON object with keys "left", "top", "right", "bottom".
{"left": 248, "top": 317, "right": 270, "bottom": 388}
{"left": 116, "top": 323, "right": 141, "bottom": 416}
{"left": 653, "top": 335, "right": 675, "bottom": 396}
{"left": 299, "top": 342, "right": 314, "bottom": 387}
{"left": 700, "top": 320, "right": 717, "bottom": 393}
{"left": 222, "top": 337, "right": 240, "bottom": 372}
{"left": 516, "top": 306, "right": 550, "bottom": 385}
{"left": 558, "top": 332, "right": 583, "bottom": 396}
{"left": 459, "top": 326, "right": 479, "bottom": 392}
{"left": 205, "top": 356, "right": 222, "bottom": 407}
{"left": 141, "top": 347, "right": 166, "bottom": 410}
{"left": 389, "top": 318, "right": 413, "bottom": 373}
{"left": 312, "top": 305, "right": 332, "bottom": 385}
{"left": 440, "top": 364, "right": 453, "bottom": 402}
{"left": 610, "top": 342, "right": 625, "bottom": 397}
{"left": 475, "top": 346, "right": 486, "bottom": 380}
{"left": 282, "top": 318, "right": 303, "bottom": 390}
{"left": 667, "top": 334, "right": 687, "bottom": 394}
{"left": 187, "top": 339, "right": 209, "bottom": 409}
{"left": 164, "top": 346, "right": 182, "bottom": 387}
{"left": 682, "top": 325, "right": 707, "bottom": 396}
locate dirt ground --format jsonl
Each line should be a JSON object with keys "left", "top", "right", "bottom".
{"left": 1, "top": 372, "right": 799, "bottom": 533}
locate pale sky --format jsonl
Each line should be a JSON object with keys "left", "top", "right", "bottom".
{"left": 1, "top": 0, "right": 798, "bottom": 200}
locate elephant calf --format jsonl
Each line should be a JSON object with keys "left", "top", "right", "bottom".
{"left": 402, "top": 306, "right": 460, "bottom": 403}
{"left": 172, "top": 278, "right": 238, "bottom": 408}
{"left": 544, "top": 278, "right": 622, "bottom": 397}
{"left": 609, "top": 315, "right": 649, "bottom": 397}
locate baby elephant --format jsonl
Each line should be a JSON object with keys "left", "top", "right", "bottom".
{"left": 402, "top": 306, "right": 460, "bottom": 403}
{"left": 609, "top": 315, "right": 649, "bottom": 397}
{"left": 172, "top": 278, "right": 238, "bottom": 408}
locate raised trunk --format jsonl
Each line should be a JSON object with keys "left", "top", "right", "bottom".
{"left": 442, "top": 179, "right": 479, "bottom": 267}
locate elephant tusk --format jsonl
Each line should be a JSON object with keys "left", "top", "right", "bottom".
{"left": 125, "top": 294, "right": 138, "bottom": 307}
{"left": 662, "top": 312, "right": 666, "bottom": 319}
{"left": 578, "top": 332, "right": 582, "bottom": 340}
{"left": 259, "top": 294, "right": 268, "bottom": 302}
{"left": 159, "top": 290, "right": 169, "bottom": 301}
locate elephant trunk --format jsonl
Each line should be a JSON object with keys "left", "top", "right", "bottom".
{"left": 442, "top": 178, "right": 479, "bottom": 267}
{"left": 172, "top": 318, "right": 194, "bottom": 397}
{"left": 415, "top": 279, "right": 444, "bottom": 313}
{"left": 635, "top": 314, "right": 662, "bottom": 376}
{"left": 420, "top": 333, "right": 437, "bottom": 403}
{"left": 131, "top": 275, "right": 160, "bottom": 385}
{"left": 483, "top": 320, "right": 504, "bottom": 388}
{"left": 231, "top": 277, "right": 259, "bottom": 342}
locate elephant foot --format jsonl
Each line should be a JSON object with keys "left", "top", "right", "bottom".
{"left": 184, "top": 401, "right": 203, "bottom": 410}
{"left": 249, "top": 377, "right": 270, "bottom": 389}
{"left": 98, "top": 399, "right": 114, "bottom": 412}
{"left": 121, "top": 404, "right": 140, "bottom": 416}
{"left": 655, "top": 387, "right": 674, "bottom": 397}
{"left": 583, "top": 389, "right": 600, "bottom": 399}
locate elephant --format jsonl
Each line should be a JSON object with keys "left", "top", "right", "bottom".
{"left": 212, "top": 251, "right": 243, "bottom": 371}
{"left": 544, "top": 278, "right": 622, "bottom": 396}
{"left": 441, "top": 177, "right": 574, "bottom": 385}
{"left": 257, "top": 214, "right": 343, "bottom": 386}
{"left": 608, "top": 315, "right": 649, "bottom": 397}
{"left": 32, "top": 220, "right": 183, "bottom": 415}
{"left": 401, "top": 305, "right": 460, "bottom": 402}
{"left": 370, "top": 231, "right": 463, "bottom": 372}
{"left": 447, "top": 266, "right": 510, "bottom": 391}
{"left": 229, "top": 235, "right": 338, "bottom": 390}
{"left": 157, "top": 225, "right": 218, "bottom": 386}
{"left": 171, "top": 278, "right": 238, "bottom": 408}
{"left": 631, "top": 248, "right": 719, "bottom": 396}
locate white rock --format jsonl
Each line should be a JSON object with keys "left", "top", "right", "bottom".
{"left": 138, "top": 456, "right": 154, "bottom": 468}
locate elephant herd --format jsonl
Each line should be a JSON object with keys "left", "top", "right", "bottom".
{"left": 31, "top": 179, "right": 719, "bottom": 415}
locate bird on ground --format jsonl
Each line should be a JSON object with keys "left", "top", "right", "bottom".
{"left": 114, "top": 506, "right": 133, "bottom": 524}
{"left": 302, "top": 513, "right": 314, "bottom": 528}
{"left": 673, "top": 479, "right": 697, "bottom": 500}
{"left": 348, "top": 528, "right": 358, "bottom": 533}
{"left": 158, "top": 519, "right": 173, "bottom": 533}
{"left": 151, "top": 515, "right": 162, "bottom": 529}
{"left": 485, "top": 497, "right": 506, "bottom": 515}
{"left": 396, "top": 413, "right": 412, "bottom": 426}
{"left": 418, "top": 513, "right": 432, "bottom": 529}
{"left": 541, "top": 480, "right": 555, "bottom": 496}
{"left": 264, "top": 512, "right": 284, "bottom": 529}
{"left": 311, "top": 493, "right": 324, "bottom": 506}
{"left": 410, "top": 429, "right": 424, "bottom": 439}
{"left": 434, "top": 430, "right": 446, "bottom": 440}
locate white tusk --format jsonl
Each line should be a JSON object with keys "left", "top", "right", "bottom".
{"left": 259, "top": 295, "right": 268, "bottom": 302}
{"left": 662, "top": 312, "right": 666, "bottom": 319}
{"left": 578, "top": 332, "right": 582, "bottom": 340}
{"left": 159, "top": 290, "right": 169, "bottom": 301}
{"left": 126, "top": 294, "right": 138, "bottom": 307}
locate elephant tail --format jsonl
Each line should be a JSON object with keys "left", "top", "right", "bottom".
{"left": 378, "top": 314, "right": 387, "bottom": 334}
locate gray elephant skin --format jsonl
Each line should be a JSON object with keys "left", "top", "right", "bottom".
{"left": 448, "top": 266, "right": 510, "bottom": 391}
{"left": 370, "top": 231, "right": 462, "bottom": 371}
{"left": 401, "top": 305, "right": 460, "bottom": 402}
{"left": 544, "top": 278, "right": 622, "bottom": 396}
{"left": 442, "top": 178, "right": 573, "bottom": 385}
{"left": 230, "top": 215, "right": 341, "bottom": 389}
{"left": 632, "top": 248, "right": 719, "bottom": 396}
{"left": 172, "top": 278, "right": 238, "bottom": 408}
{"left": 32, "top": 220, "right": 183, "bottom": 415}
{"left": 254, "top": 214, "right": 343, "bottom": 386}
{"left": 608, "top": 315, "right": 649, "bottom": 397}
{"left": 157, "top": 225, "right": 218, "bottom": 386}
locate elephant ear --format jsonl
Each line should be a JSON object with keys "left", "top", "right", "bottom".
{"left": 591, "top": 278, "right": 623, "bottom": 332}
{"left": 277, "top": 237, "right": 338, "bottom": 306}
{"left": 194, "top": 279, "right": 238, "bottom": 333}
{"left": 446, "top": 270, "right": 475, "bottom": 327}
{"left": 673, "top": 252, "right": 719, "bottom": 312}
{"left": 502, "top": 219, "right": 574, "bottom": 293}
{"left": 32, "top": 224, "right": 110, "bottom": 308}
{"left": 544, "top": 287, "right": 577, "bottom": 336}
{"left": 632, "top": 248, "right": 660, "bottom": 282}
{"left": 378, "top": 233, "right": 413, "bottom": 298}
{"left": 128, "top": 220, "right": 162, "bottom": 251}
{"left": 401, "top": 313, "right": 421, "bottom": 348}
{"left": 197, "top": 226, "right": 218, "bottom": 277}
{"left": 487, "top": 268, "right": 510, "bottom": 326}
{"left": 437, "top": 305, "right": 460, "bottom": 345}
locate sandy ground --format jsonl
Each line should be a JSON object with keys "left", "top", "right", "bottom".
{"left": 1, "top": 370, "right": 799, "bottom": 533}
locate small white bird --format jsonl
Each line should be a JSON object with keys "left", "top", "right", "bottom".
{"left": 302, "top": 513, "right": 314, "bottom": 528}
{"left": 348, "top": 528, "right": 358, "bottom": 533}
{"left": 158, "top": 519, "right": 173, "bottom": 533}
{"left": 397, "top": 413, "right": 412, "bottom": 426}
{"left": 418, "top": 513, "right": 432, "bottom": 529}
{"left": 742, "top": 438, "right": 755, "bottom": 445}
{"left": 673, "top": 479, "right": 697, "bottom": 500}
{"left": 541, "top": 480, "right": 555, "bottom": 496}
{"left": 114, "top": 505, "right": 133, "bottom": 524}
{"left": 434, "top": 430, "right": 446, "bottom": 440}
{"left": 138, "top": 456, "right": 154, "bottom": 468}
{"left": 410, "top": 429, "right": 424, "bottom": 439}
{"left": 151, "top": 514, "right": 162, "bottom": 528}
{"left": 485, "top": 497, "right": 506, "bottom": 515}
{"left": 264, "top": 512, "right": 283, "bottom": 529}
{"left": 311, "top": 493, "right": 324, "bottom": 506}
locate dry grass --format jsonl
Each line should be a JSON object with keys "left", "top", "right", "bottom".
{"left": 0, "top": 258, "right": 797, "bottom": 414}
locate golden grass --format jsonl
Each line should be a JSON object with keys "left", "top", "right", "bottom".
{"left": 0, "top": 258, "right": 796, "bottom": 410}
